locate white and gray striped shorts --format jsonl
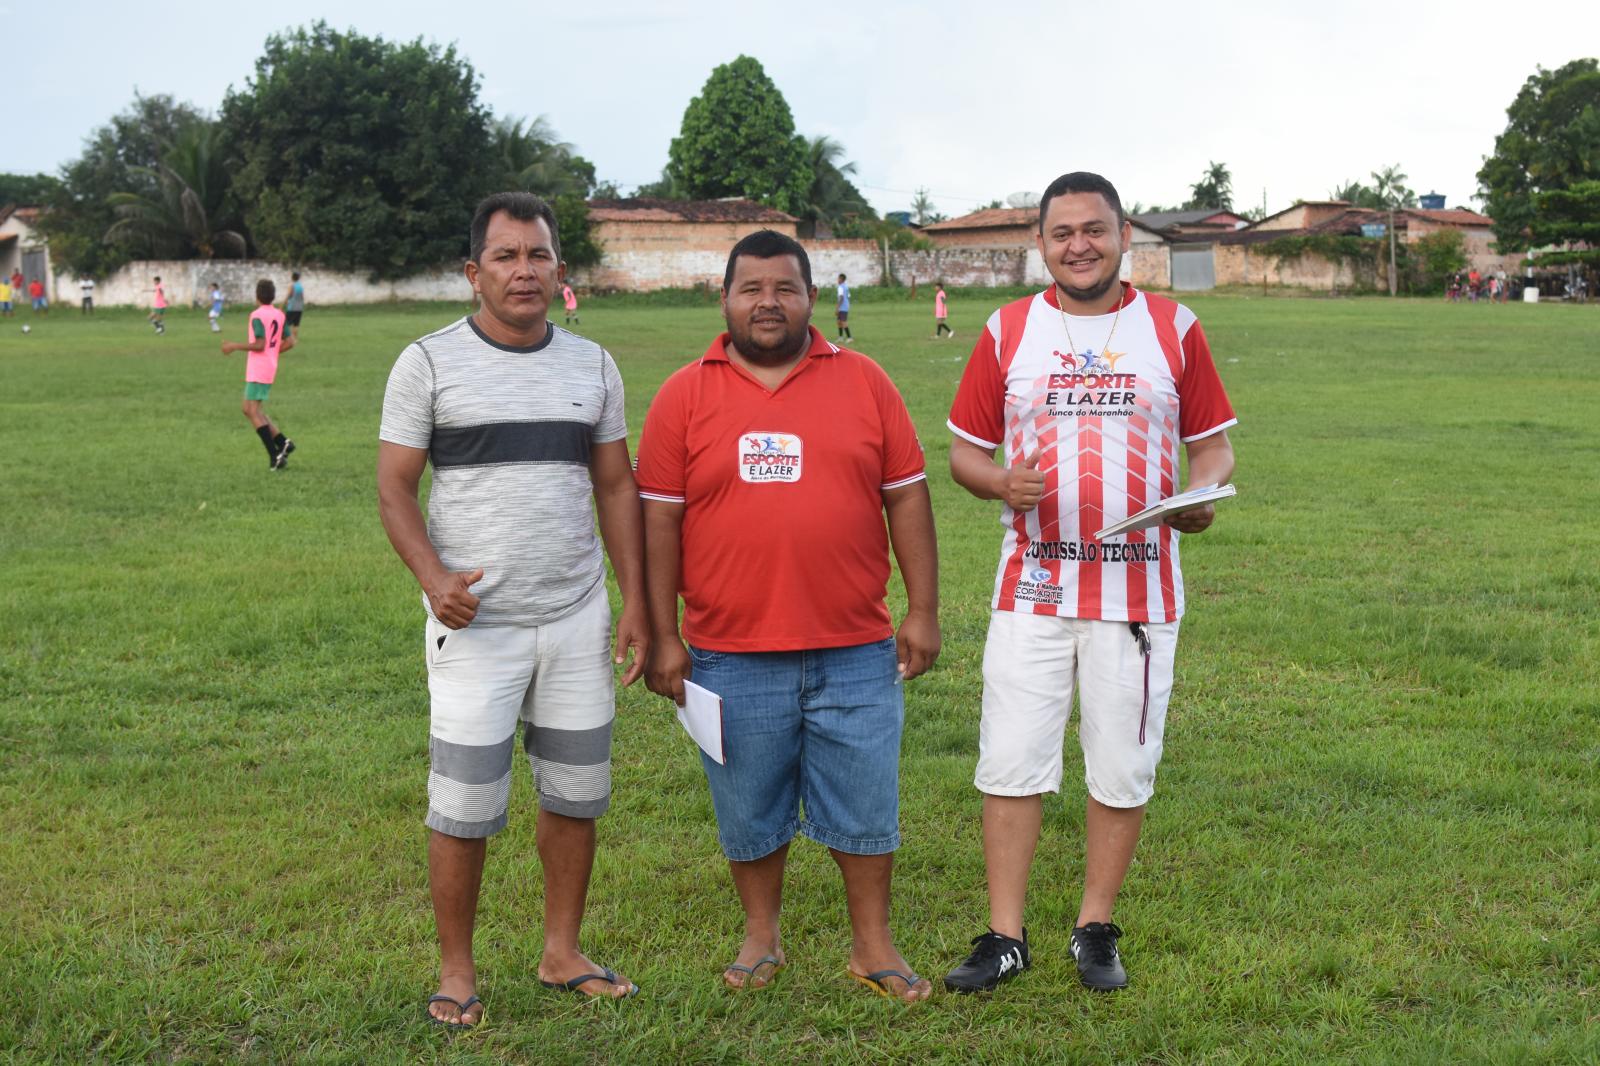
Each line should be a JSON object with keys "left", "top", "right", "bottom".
{"left": 423, "top": 581, "right": 615, "bottom": 838}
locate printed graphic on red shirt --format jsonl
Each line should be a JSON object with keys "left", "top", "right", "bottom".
{"left": 738, "top": 432, "right": 803, "bottom": 483}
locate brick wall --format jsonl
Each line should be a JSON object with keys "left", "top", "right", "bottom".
{"left": 1130, "top": 246, "right": 1170, "bottom": 289}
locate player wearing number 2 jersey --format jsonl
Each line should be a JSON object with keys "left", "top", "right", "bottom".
{"left": 942, "top": 172, "right": 1236, "bottom": 996}
{"left": 221, "top": 278, "right": 298, "bottom": 470}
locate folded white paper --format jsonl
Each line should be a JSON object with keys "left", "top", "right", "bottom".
{"left": 676, "top": 680, "right": 725, "bottom": 765}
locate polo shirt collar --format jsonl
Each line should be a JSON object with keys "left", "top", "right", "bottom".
{"left": 700, "top": 325, "right": 840, "bottom": 365}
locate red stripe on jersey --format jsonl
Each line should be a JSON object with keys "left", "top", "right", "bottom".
{"left": 1125, "top": 408, "right": 1150, "bottom": 621}
{"left": 1146, "top": 293, "right": 1185, "bottom": 384}
{"left": 995, "top": 296, "right": 1034, "bottom": 377}
{"left": 1075, "top": 418, "right": 1103, "bottom": 618}
{"left": 1033, "top": 412, "right": 1063, "bottom": 616}
{"left": 1156, "top": 436, "right": 1177, "bottom": 613}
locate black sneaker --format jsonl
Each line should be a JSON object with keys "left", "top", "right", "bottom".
{"left": 1070, "top": 922, "right": 1127, "bottom": 991}
{"left": 943, "top": 929, "right": 1030, "bottom": 993}
{"left": 272, "top": 439, "right": 296, "bottom": 470}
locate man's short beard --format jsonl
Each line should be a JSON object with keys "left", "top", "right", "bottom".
{"left": 1058, "top": 271, "right": 1118, "bottom": 305}
{"left": 726, "top": 317, "right": 810, "bottom": 364}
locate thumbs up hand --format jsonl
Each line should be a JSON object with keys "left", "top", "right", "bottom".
{"left": 1002, "top": 448, "right": 1047, "bottom": 512}
{"left": 427, "top": 567, "right": 485, "bottom": 629}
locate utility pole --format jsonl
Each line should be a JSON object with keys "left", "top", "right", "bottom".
{"left": 1388, "top": 205, "right": 1398, "bottom": 297}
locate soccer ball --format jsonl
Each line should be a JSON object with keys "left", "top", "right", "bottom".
{"left": 20, "top": 324, "right": 30, "bottom": 334}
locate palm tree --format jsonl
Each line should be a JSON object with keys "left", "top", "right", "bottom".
{"left": 106, "top": 120, "right": 246, "bottom": 259}
{"left": 795, "top": 135, "right": 874, "bottom": 235}
{"left": 910, "top": 187, "right": 939, "bottom": 225}
{"left": 1369, "top": 164, "right": 1415, "bottom": 296}
{"left": 1188, "top": 161, "right": 1233, "bottom": 211}
{"left": 492, "top": 116, "right": 594, "bottom": 199}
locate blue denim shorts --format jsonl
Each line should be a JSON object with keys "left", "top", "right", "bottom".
{"left": 687, "top": 638, "right": 904, "bottom": 861}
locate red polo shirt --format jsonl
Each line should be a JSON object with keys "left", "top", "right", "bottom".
{"left": 636, "top": 326, "right": 926, "bottom": 652}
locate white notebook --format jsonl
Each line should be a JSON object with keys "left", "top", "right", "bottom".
{"left": 1095, "top": 484, "right": 1237, "bottom": 540}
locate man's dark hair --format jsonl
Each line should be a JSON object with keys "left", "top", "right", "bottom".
{"left": 723, "top": 229, "right": 812, "bottom": 291}
{"left": 291, "top": 271, "right": 301, "bottom": 281}
{"left": 470, "top": 191, "right": 561, "bottom": 263}
{"left": 838, "top": 272, "right": 847, "bottom": 281}
{"left": 153, "top": 275, "right": 161, "bottom": 282}
{"left": 257, "top": 278, "right": 276, "bottom": 304}
{"left": 1038, "top": 172, "right": 1126, "bottom": 231}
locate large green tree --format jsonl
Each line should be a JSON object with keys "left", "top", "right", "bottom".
{"left": 221, "top": 22, "right": 494, "bottom": 279}
{"left": 1477, "top": 59, "right": 1600, "bottom": 252}
{"left": 665, "top": 56, "right": 809, "bottom": 212}
{"left": 1531, "top": 180, "right": 1600, "bottom": 273}
{"left": 39, "top": 94, "right": 205, "bottom": 276}
{"left": 0, "top": 172, "right": 60, "bottom": 206}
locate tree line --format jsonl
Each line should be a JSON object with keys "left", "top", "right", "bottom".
{"left": 6, "top": 39, "right": 1595, "bottom": 281}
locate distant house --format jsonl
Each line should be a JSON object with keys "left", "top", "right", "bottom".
{"left": 0, "top": 204, "right": 54, "bottom": 297}
{"left": 582, "top": 198, "right": 799, "bottom": 290}
{"left": 921, "top": 207, "right": 1037, "bottom": 248}
{"left": 1166, "top": 203, "right": 1523, "bottom": 291}
{"left": 1249, "top": 200, "right": 1356, "bottom": 233}
{"left": 1130, "top": 209, "right": 1249, "bottom": 236}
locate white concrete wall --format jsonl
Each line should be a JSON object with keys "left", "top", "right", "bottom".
{"left": 55, "top": 245, "right": 1053, "bottom": 306}
{"left": 54, "top": 258, "right": 474, "bottom": 308}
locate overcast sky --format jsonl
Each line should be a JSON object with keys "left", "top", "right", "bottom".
{"left": 7, "top": 1, "right": 1596, "bottom": 218}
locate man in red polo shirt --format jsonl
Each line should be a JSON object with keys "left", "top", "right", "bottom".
{"left": 639, "top": 230, "right": 940, "bottom": 1002}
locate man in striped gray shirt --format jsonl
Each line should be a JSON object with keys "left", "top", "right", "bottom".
{"left": 379, "top": 192, "right": 649, "bottom": 1027}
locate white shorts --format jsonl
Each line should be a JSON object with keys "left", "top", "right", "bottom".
{"left": 208, "top": 308, "right": 220, "bottom": 319}
{"left": 424, "top": 581, "right": 615, "bottom": 837}
{"left": 975, "top": 612, "right": 1179, "bottom": 808}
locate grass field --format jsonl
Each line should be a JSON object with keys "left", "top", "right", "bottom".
{"left": 2, "top": 292, "right": 1597, "bottom": 1064}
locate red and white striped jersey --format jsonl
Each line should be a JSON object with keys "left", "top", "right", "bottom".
{"left": 947, "top": 285, "right": 1236, "bottom": 622}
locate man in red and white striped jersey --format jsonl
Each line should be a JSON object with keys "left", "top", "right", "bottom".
{"left": 942, "top": 172, "right": 1237, "bottom": 994}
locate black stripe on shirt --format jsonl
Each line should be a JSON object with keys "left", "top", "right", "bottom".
{"left": 430, "top": 420, "right": 591, "bottom": 468}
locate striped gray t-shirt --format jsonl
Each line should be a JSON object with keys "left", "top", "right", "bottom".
{"left": 379, "top": 316, "right": 627, "bottom": 627}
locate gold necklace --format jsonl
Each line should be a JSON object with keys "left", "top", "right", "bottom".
{"left": 1056, "top": 283, "right": 1123, "bottom": 364}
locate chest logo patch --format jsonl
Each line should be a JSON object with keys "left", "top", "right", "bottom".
{"left": 738, "top": 432, "right": 803, "bottom": 484}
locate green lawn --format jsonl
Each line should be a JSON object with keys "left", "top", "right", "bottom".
{"left": 2, "top": 293, "right": 1597, "bottom": 1064}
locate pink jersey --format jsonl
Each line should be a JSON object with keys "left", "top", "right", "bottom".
{"left": 948, "top": 285, "right": 1236, "bottom": 623}
{"left": 153, "top": 284, "right": 167, "bottom": 310}
{"left": 935, "top": 290, "right": 948, "bottom": 318}
{"left": 562, "top": 285, "right": 577, "bottom": 311}
{"left": 246, "top": 304, "right": 288, "bottom": 384}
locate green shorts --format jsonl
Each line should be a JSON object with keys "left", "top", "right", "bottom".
{"left": 244, "top": 382, "right": 272, "bottom": 401}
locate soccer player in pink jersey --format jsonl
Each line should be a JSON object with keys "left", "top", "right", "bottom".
{"left": 147, "top": 275, "right": 168, "bottom": 335}
{"left": 942, "top": 172, "right": 1236, "bottom": 995}
{"left": 561, "top": 281, "right": 580, "bottom": 325}
{"left": 934, "top": 282, "right": 952, "bottom": 338}
{"left": 221, "top": 278, "right": 298, "bottom": 469}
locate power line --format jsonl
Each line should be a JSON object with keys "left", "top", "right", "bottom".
{"left": 858, "top": 183, "right": 991, "bottom": 204}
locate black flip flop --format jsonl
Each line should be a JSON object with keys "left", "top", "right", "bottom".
{"left": 424, "top": 993, "right": 482, "bottom": 1029}
{"left": 539, "top": 967, "right": 639, "bottom": 998}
